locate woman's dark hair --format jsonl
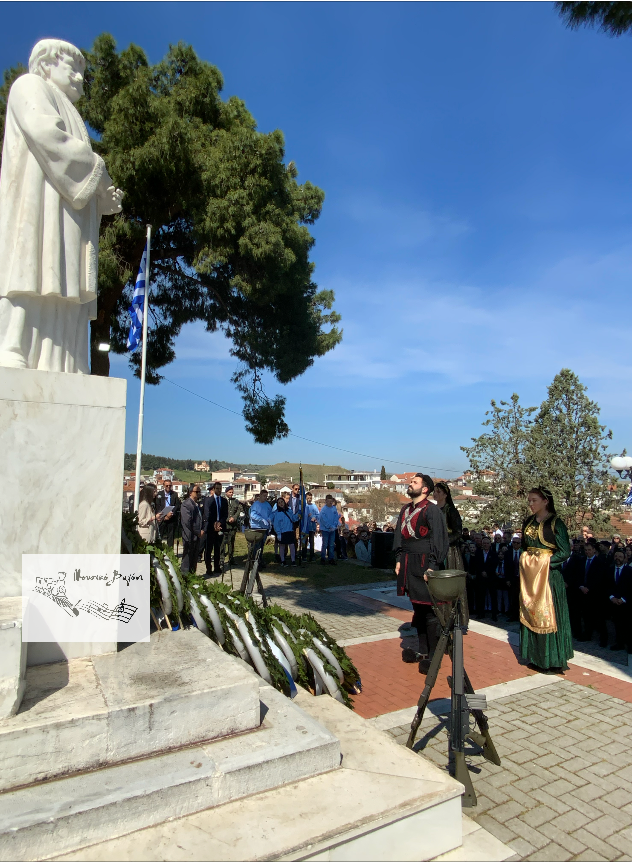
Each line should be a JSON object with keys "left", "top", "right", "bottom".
{"left": 276, "top": 497, "right": 286, "bottom": 509}
{"left": 528, "top": 486, "right": 556, "bottom": 515}
{"left": 139, "top": 484, "right": 156, "bottom": 505}
{"left": 435, "top": 481, "right": 455, "bottom": 509}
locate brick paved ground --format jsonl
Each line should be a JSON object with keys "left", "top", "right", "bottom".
{"left": 481, "top": 616, "right": 629, "bottom": 671}
{"left": 387, "top": 680, "right": 632, "bottom": 861}
{"left": 225, "top": 573, "right": 632, "bottom": 859}
{"left": 346, "top": 631, "right": 536, "bottom": 719}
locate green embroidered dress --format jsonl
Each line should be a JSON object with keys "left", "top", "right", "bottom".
{"left": 519, "top": 514, "right": 574, "bottom": 671}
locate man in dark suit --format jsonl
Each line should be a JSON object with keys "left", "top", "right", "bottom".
{"left": 202, "top": 481, "right": 228, "bottom": 574}
{"left": 570, "top": 537, "right": 608, "bottom": 644}
{"left": 563, "top": 538, "right": 586, "bottom": 639}
{"left": 474, "top": 536, "right": 499, "bottom": 620}
{"left": 462, "top": 540, "right": 477, "bottom": 615}
{"left": 504, "top": 536, "right": 522, "bottom": 621}
{"left": 155, "top": 480, "right": 180, "bottom": 549}
{"left": 181, "top": 483, "right": 202, "bottom": 574}
{"left": 606, "top": 549, "right": 632, "bottom": 651}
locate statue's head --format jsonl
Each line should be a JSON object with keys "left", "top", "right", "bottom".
{"left": 29, "top": 39, "right": 85, "bottom": 104}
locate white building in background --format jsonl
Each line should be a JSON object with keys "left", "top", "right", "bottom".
{"left": 211, "top": 470, "right": 235, "bottom": 483}
{"left": 323, "top": 471, "right": 381, "bottom": 492}
{"left": 236, "top": 471, "right": 259, "bottom": 481}
{"left": 194, "top": 461, "right": 210, "bottom": 471}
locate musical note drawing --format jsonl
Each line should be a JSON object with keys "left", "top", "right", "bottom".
{"left": 34, "top": 573, "right": 137, "bottom": 623}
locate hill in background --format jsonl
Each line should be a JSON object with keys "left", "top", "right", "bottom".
{"left": 124, "top": 454, "right": 349, "bottom": 485}
{"left": 264, "top": 463, "right": 349, "bottom": 485}
{"left": 124, "top": 454, "right": 264, "bottom": 473}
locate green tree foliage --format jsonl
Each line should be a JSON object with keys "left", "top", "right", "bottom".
{"left": 526, "top": 369, "right": 618, "bottom": 534}
{"left": 556, "top": 1, "right": 632, "bottom": 35}
{"left": 256, "top": 472, "right": 267, "bottom": 486}
{"left": 461, "top": 370, "right": 621, "bottom": 534}
{"left": 461, "top": 393, "right": 537, "bottom": 528}
{"left": 1, "top": 35, "right": 341, "bottom": 444}
{"left": 380, "top": 465, "right": 387, "bottom": 481}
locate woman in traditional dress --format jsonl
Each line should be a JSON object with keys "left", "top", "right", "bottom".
{"left": 520, "top": 487, "right": 573, "bottom": 674}
{"left": 433, "top": 482, "right": 464, "bottom": 570}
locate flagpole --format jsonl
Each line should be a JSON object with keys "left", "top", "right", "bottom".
{"left": 133, "top": 225, "right": 152, "bottom": 513}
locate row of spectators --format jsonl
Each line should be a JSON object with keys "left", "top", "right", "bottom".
{"left": 461, "top": 525, "right": 632, "bottom": 651}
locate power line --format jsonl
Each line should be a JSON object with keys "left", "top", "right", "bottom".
{"left": 163, "top": 377, "right": 464, "bottom": 476}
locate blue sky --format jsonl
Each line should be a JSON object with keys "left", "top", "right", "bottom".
{"left": 3, "top": 2, "right": 631, "bottom": 475}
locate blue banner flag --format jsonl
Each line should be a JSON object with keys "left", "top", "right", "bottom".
{"left": 127, "top": 244, "right": 147, "bottom": 351}
{"left": 625, "top": 485, "right": 632, "bottom": 507}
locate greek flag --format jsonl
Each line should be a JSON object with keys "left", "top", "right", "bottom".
{"left": 127, "top": 244, "right": 147, "bottom": 351}
{"left": 625, "top": 485, "right": 632, "bottom": 507}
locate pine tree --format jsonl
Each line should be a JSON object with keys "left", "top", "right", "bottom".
{"left": 0, "top": 37, "right": 341, "bottom": 444}
{"left": 461, "top": 370, "right": 622, "bottom": 534}
{"left": 380, "top": 465, "right": 387, "bottom": 481}
{"left": 526, "top": 369, "right": 618, "bottom": 534}
{"left": 556, "top": 2, "right": 632, "bottom": 36}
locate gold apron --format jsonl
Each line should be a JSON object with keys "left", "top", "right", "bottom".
{"left": 519, "top": 547, "right": 557, "bottom": 634}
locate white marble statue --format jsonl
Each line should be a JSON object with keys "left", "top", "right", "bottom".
{"left": 0, "top": 39, "right": 124, "bottom": 373}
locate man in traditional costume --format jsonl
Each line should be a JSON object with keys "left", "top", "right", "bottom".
{"left": 394, "top": 473, "right": 449, "bottom": 671}
{"left": 0, "top": 39, "right": 123, "bottom": 372}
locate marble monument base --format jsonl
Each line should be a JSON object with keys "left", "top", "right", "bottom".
{"left": 0, "top": 367, "right": 126, "bottom": 714}
{"left": 0, "top": 631, "right": 342, "bottom": 861}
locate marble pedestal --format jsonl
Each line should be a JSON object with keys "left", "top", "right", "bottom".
{"left": 0, "top": 368, "right": 126, "bottom": 713}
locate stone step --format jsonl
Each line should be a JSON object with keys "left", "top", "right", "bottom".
{"left": 50, "top": 691, "right": 463, "bottom": 863}
{"left": 0, "top": 629, "right": 260, "bottom": 791}
{"left": 0, "top": 684, "right": 340, "bottom": 861}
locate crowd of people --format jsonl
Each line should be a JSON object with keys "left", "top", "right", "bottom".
{"left": 132, "top": 477, "right": 632, "bottom": 659}
{"left": 459, "top": 522, "right": 632, "bottom": 652}
{"left": 133, "top": 480, "right": 398, "bottom": 575}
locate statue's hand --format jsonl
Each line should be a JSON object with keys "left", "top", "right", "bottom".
{"left": 99, "top": 186, "right": 124, "bottom": 216}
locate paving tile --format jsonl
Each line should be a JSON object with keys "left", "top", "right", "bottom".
{"left": 585, "top": 813, "right": 631, "bottom": 841}
{"left": 522, "top": 806, "right": 559, "bottom": 828}
{"left": 507, "top": 836, "right": 536, "bottom": 858}
{"left": 559, "top": 793, "right": 603, "bottom": 821}
{"left": 608, "top": 828, "right": 632, "bottom": 857}
{"left": 540, "top": 822, "right": 589, "bottom": 855}
{"left": 570, "top": 828, "right": 620, "bottom": 860}
{"left": 573, "top": 783, "right": 611, "bottom": 804}
{"left": 524, "top": 841, "right": 571, "bottom": 861}
{"left": 600, "top": 787, "right": 632, "bottom": 809}
{"left": 491, "top": 800, "right": 526, "bottom": 824}
{"left": 530, "top": 788, "right": 572, "bottom": 815}
{"left": 545, "top": 778, "right": 578, "bottom": 799}
{"left": 572, "top": 849, "right": 608, "bottom": 861}
{"left": 550, "top": 808, "right": 595, "bottom": 834}
{"left": 576, "top": 768, "right": 618, "bottom": 793}
{"left": 475, "top": 814, "right": 517, "bottom": 845}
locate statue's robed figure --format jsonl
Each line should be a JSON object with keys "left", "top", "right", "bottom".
{"left": 0, "top": 39, "right": 123, "bottom": 373}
